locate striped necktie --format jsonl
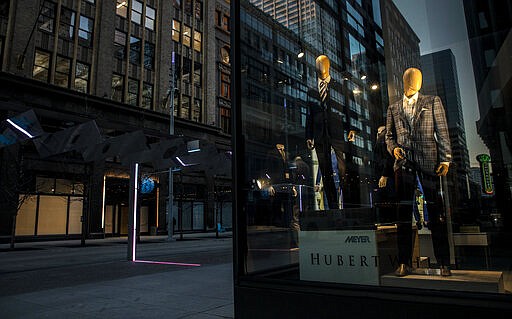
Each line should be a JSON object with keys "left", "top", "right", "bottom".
{"left": 319, "top": 80, "right": 327, "bottom": 102}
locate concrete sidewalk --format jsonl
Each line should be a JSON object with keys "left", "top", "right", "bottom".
{"left": 0, "top": 235, "right": 234, "bottom": 318}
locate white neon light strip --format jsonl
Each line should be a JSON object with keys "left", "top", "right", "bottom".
{"left": 175, "top": 156, "right": 196, "bottom": 167}
{"left": 132, "top": 163, "right": 139, "bottom": 262}
{"left": 101, "top": 175, "right": 106, "bottom": 229}
{"left": 6, "top": 119, "right": 33, "bottom": 138}
{"left": 134, "top": 260, "right": 201, "bottom": 267}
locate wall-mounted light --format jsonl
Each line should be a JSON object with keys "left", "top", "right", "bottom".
{"left": 297, "top": 41, "right": 305, "bottom": 59}
{"left": 371, "top": 84, "right": 379, "bottom": 90}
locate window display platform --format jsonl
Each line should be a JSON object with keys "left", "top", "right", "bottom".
{"left": 381, "top": 269, "right": 504, "bottom": 293}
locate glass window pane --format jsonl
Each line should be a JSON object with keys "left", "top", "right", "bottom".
{"left": 68, "top": 197, "right": 83, "bottom": 234}
{"left": 142, "top": 82, "right": 153, "bottom": 109}
{"left": 116, "top": 0, "right": 127, "bottom": 17}
{"left": 15, "top": 195, "right": 37, "bottom": 236}
{"left": 183, "top": 25, "right": 191, "bottom": 47}
{"left": 127, "top": 78, "right": 139, "bottom": 106}
{"left": 112, "top": 74, "right": 124, "bottom": 101}
{"left": 193, "top": 31, "right": 202, "bottom": 52}
{"left": 59, "top": 7, "right": 75, "bottom": 40}
{"left": 144, "top": 42, "right": 154, "bottom": 69}
{"left": 114, "top": 30, "right": 126, "bottom": 59}
{"left": 75, "top": 62, "right": 89, "bottom": 93}
{"left": 38, "top": 1, "right": 56, "bottom": 33}
{"left": 78, "top": 15, "right": 93, "bottom": 46}
{"left": 145, "top": 6, "right": 155, "bottom": 30}
{"left": 130, "top": 36, "right": 141, "bottom": 64}
{"left": 37, "top": 196, "right": 67, "bottom": 235}
{"left": 236, "top": 0, "right": 512, "bottom": 306}
{"left": 54, "top": 56, "right": 71, "bottom": 88}
{"left": 33, "top": 51, "right": 50, "bottom": 82}
{"left": 131, "top": 0, "right": 142, "bottom": 24}
{"left": 172, "top": 20, "right": 181, "bottom": 42}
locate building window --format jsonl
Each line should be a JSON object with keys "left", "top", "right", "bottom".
{"left": 192, "top": 99, "right": 201, "bottom": 122}
{"left": 142, "top": 83, "right": 153, "bottom": 109}
{"left": 111, "top": 74, "right": 124, "bottom": 102}
{"left": 183, "top": 25, "right": 191, "bottom": 47}
{"left": 144, "top": 42, "right": 154, "bottom": 70}
{"left": 220, "top": 107, "right": 231, "bottom": 133}
{"left": 194, "top": 62, "right": 201, "bottom": 87}
{"left": 173, "top": 0, "right": 181, "bottom": 9}
{"left": 182, "top": 57, "right": 191, "bottom": 83}
{"left": 38, "top": 1, "right": 56, "bottom": 33}
{"left": 54, "top": 56, "right": 71, "bottom": 88}
{"left": 222, "top": 14, "right": 230, "bottom": 32}
{"left": 75, "top": 62, "right": 90, "bottom": 93}
{"left": 78, "top": 15, "right": 94, "bottom": 47}
{"left": 130, "top": 36, "right": 141, "bottom": 64}
{"left": 127, "top": 78, "right": 139, "bottom": 105}
{"left": 59, "top": 7, "right": 75, "bottom": 40}
{"left": 215, "top": 10, "right": 222, "bottom": 27}
{"left": 114, "top": 30, "right": 126, "bottom": 59}
{"left": 116, "top": 0, "right": 128, "bottom": 17}
{"left": 220, "top": 72, "right": 230, "bottom": 99}
{"left": 193, "top": 31, "right": 202, "bottom": 52}
{"left": 184, "top": 0, "right": 192, "bottom": 15}
{"left": 33, "top": 50, "right": 51, "bottom": 82}
{"left": 195, "top": 1, "right": 202, "bottom": 20}
{"left": 172, "top": 20, "right": 181, "bottom": 42}
{"left": 145, "top": 5, "right": 155, "bottom": 30}
{"left": 131, "top": 0, "right": 143, "bottom": 24}
{"left": 180, "top": 95, "right": 190, "bottom": 119}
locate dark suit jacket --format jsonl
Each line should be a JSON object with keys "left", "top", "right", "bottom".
{"left": 263, "top": 147, "right": 291, "bottom": 186}
{"left": 374, "top": 133, "right": 394, "bottom": 178}
{"left": 385, "top": 93, "right": 452, "bottom": 175}
{"left": 305, "top": 79, "right": 345, "bottom": 142}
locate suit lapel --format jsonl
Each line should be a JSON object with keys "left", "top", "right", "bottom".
{"left": 395, "top": 99, "right": 409, "bottom": 130}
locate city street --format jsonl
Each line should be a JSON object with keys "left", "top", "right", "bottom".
{"left": 0, "top": 234, "right": 234, "bottom": 318}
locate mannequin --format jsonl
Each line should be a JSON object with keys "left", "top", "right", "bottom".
{"left": 305, "top": 55, "right": 354, "bottom": 209}
{"left": 373, "top": 125, "right": 396, "bottom": 224}
{"left": 385, "top": 67, "right": 452, "bottom": 276}
{"left": 260, "top": 141, "right": 294, "bottom": 227}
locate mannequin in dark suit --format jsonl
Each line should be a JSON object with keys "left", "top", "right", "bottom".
{"left": 261, "top": 142, "right": 293, "bottom": 227}
{"left": 386, "top": 67, "right": 452, "bottom": 276}
{"left": 306, "top": 55, "right": 354, "bottom": 210}
{"left": 373, "top": 125, "right": 396, "bottom": 224}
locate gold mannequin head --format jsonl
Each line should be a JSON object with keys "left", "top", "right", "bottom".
{"left": 316, "top": 55, "right": 330, "bottom": 80}
{"left": 403, "top": 67, "right": 422, "bottom": 98}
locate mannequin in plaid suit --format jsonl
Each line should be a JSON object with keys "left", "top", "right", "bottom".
{"left": 386, "top": 67, "right": 452, "bottom": 276}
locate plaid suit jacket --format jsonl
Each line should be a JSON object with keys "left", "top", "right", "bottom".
{"left": 385, "top": 93, "right": 452, "bottom": 175}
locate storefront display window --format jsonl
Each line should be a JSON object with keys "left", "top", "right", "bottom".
{"left": 233, "top": 1, "right": 512, "bottom": 314}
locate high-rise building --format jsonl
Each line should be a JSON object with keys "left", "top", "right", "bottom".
{"left": 380, "top": 0, "right": 421, "bottom": 105}
{"left": 421, "top": 49, "right": 472, "bottom": 220}
{"left": 0, "top": 0, "right": 232, "bottom": 241}
{"left": 463, "top": 0, "right": 512, "bottom": 229}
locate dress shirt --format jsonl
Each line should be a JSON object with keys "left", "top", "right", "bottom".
{"left": 402, "top": 92, "right": 418, "bottom": 125}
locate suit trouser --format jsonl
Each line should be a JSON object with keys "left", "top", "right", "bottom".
{"left": 394, "top": 166, "right": 451, "bottom": 267}
{"left": 315, "top": 136, "right": 345, "bottom": 210}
